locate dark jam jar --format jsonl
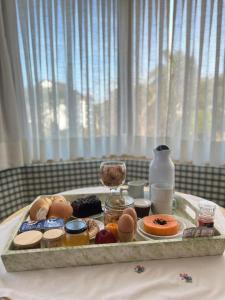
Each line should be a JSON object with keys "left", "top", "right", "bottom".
{"left": 134, "top": 199, "right": 151, "bottom": 218}
{"left": 198, "top": 200, "right": 216, "bottom": 228}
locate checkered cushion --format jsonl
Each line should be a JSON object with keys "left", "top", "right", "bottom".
{"left": 0, "top": 160, "right": 225, "bottom": 220}
{"left": 0, "top": 167, "right": 26, "bottom": 219}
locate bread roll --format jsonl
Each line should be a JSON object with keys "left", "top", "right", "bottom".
{"left": 50, "top": 194, "right": 67, "bottom": 204}
{"left": 47, "top": 202, "right": 73, "bottom": 221}
{"left": 30, "top": 196, "right": 52, "bottom": 221}
{"left": 42, "top": 196, "right": 52, "bottom": 206}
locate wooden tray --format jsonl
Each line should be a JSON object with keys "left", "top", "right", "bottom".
{"left": 2, "top": 191, "right": 225, "bottom": 272}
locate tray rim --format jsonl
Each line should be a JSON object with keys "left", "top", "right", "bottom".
{"left": 1, "top": 193, "right": 225, "bottom": 269}
{"left": 2, "top": 192, "right": 225, "bottom": 256}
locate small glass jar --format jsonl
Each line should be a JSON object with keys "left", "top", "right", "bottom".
{"left": 64, "top": 220, "right": 89, "bottom": 247}
{"left": 134, "top": 198, "right": 151, "bottom": 218}
{"left": 104, "top": 194, "right": 134, "bottom": 225}
{"left": 198, "top": 200, "right": 216, "bottom": 228}
{"left": 42, "top": 229, "right": 65, "bottom": 248}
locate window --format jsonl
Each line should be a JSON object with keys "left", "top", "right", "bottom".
{"left": 6, "top": 0, "right": 225, "bottom": 165}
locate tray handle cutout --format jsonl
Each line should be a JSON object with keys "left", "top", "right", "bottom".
{"left": 175, "top": 194, "right": 198, "bottom": 225}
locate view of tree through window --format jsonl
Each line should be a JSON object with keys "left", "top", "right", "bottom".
{"left": 15, "top": 0, "right": 225, "bottom": 164}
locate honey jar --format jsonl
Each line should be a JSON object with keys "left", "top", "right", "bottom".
{"left": 64, "top": 220, "right": 89, "bottom": 247}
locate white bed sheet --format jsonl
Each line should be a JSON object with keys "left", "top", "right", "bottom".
{"left": 1, "top": 191, "right": 225, "bottom": 300}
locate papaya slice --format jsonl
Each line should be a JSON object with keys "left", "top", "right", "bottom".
{"left": 143, "top": 214, "right": 179, "bottom": 236}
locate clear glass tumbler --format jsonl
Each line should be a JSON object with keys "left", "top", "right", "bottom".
{"left": 198, "top": 200, "right": 216, "bottom": 228}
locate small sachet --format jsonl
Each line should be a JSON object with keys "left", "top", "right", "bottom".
{"left": 43, "top": 218, "right": 64, "bottom": 231}
{"left": 183, "top": 227, "right": 215, "bottom": 238}
{"left": 19, "top": 218, "right": 64, "bottom": 233}
{"left": 19, "top": 220, "right": 44, "bottom": 232}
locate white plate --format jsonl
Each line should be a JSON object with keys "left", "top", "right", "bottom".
{"left": 90, "top": 211, "right": 104, "bottom": 220}
{"left": 84, "top": 204, "right": 105, "bottom": 220}
{"left": 136, "top": 227, "right": 153, "bottom": 241}
{"left": 137, "top": 215, "right": 192, "bottom": 240}
{"left": 68, "top": 217, "right": 104, "bottom": 240}
{"left": 94, "top": 219, "right": 104, "bottom": 231}
{"left": 89, "top": 219, "right": 104, "bottom": 240}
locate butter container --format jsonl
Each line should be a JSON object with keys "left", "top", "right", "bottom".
{"left": 19, "top": 220, "right": 44, "bottom": 232}
{"left": 183, "top": 227, "right": 216, "bottom": 238}
{"left": 19, "top": 218, "right": 64, "bottom": 233}
{"left": 42, "top": 229, "right": 65, "bottom": 248}
{"left": 13, "top": 231, "right": 43, "bottom": 250}
{"left": 43, "top": 218, "right": 64, "bottom": 231}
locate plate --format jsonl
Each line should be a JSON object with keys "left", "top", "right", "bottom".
{"left": 85, "top": 203, "right": 105, "bottom": 220}
{"left": 69, "top": 217, "right": 104, "bottom": 240}
{"left": 136, "top": 227, "right": 153, "bottom": 241}
{"left": 94, "top": 219, "right": 104, "bottom": 231}
{"left": 89, "top": 211, "right": 104, "bottom": 220}
{"left": 85, "top": 219, "right": 104, "bottom": 240}
{"left": 137, "top": 215, "right": 192, "bottom": 240}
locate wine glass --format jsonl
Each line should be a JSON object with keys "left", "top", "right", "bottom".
{"left": 100, "top": 161, "right": 126, "bottom": 195}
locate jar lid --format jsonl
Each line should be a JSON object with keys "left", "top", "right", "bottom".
{"left": 134, "top": 199, "right": 151, "bottom": 208}
{"left": 199, "top": 200, "right": 216, "bottom": 208}
{"left": 43, "top": 229, "right": 64, "bottom": 241}
{"left": 105, "top": 195, "right": 134, "bottom": 210}
{"left": 65, "top": 220, "right": 87, "bottom": 234}
{"left": 13, "top": 230, "right": 43, "bottom": 247}
{"left": 199, "top": 200, "right": 216, "bottom": 214}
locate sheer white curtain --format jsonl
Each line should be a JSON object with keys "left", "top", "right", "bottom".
{"left": 1, "top": 0, "right": 225, "bottom": 169}
{"left": 16, "top": 0, "right": 119, "bottom": 161}
{"left": 128, "top": 0, "right": 225, "bottom": 165}
{"left": 0, "top": 0, "right": 27, "bottom": 169}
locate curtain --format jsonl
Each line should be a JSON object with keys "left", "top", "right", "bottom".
{"left": 0, "top": 0, "right": 26, "bottom": 169}
{"left": 129, "top": 0, "right": 225, "bottom": 165}
{"left": 15, "top": 0, "right": 119, "bottom": 161}
{"left": 1, "top": 0, "right": 225, "bottom": 169}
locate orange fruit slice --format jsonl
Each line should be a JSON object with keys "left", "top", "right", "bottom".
{"left": 143, "top": 214, "right": 179, "bottom": 236}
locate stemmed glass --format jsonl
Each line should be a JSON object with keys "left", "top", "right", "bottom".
{"left": 100, "top": 161, "right": 126, "bottom": 196}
